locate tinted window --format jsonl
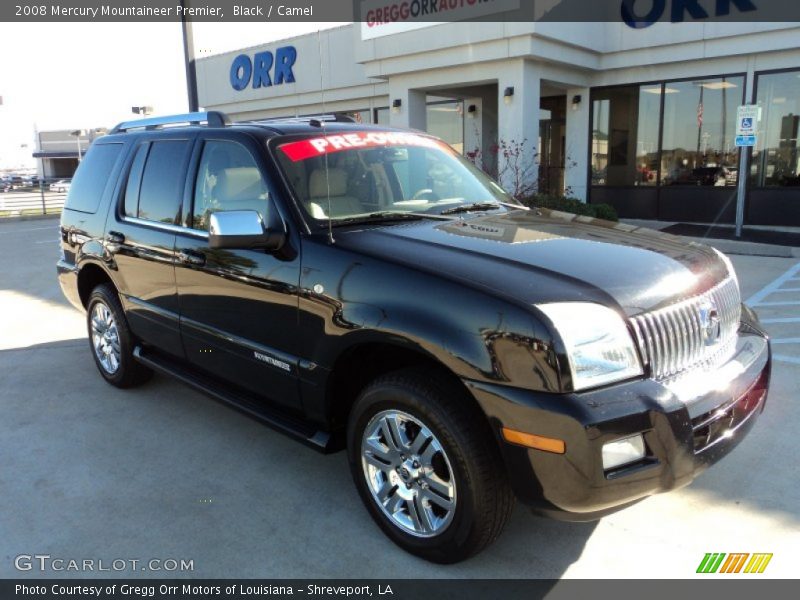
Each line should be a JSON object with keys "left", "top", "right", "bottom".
{"left": 137, "top": 140, "right": 191, "bottom": 224}
{"left": 752, "top": 69, "right": 800, "bottom": 187}
{"left": 123, "top": 143, "right": 149, "bottom": 218}
{"left": 65, "top": 143, "right": 123, "bottom": 213}
{"left": 592, "top": 85, "right": 661, "bottom": 187}
{"left": 192, "top": 140, "right": 269, "bottom": 231}
{"left": 661, "top": 77, "right": 743, "bottom": 187}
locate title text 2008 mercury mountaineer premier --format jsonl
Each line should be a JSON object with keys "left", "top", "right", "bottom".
{"left": 57, "top": 112, "right": 770, "bottom": 563}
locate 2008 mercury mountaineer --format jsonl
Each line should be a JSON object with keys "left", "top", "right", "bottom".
{"left": 57, "top": 111, "right": 771, "bottom": 563}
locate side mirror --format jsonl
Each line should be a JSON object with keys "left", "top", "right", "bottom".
{"left": 208, "top": 210, "right": 286, "bottom": 251}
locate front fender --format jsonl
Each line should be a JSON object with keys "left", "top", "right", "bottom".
{"left": 297, "top": 240, "right": 560, "bottom": 392}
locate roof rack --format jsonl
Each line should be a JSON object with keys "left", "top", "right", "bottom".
{"left": 248, "top": 113, "right": 357, "bottom": 125}
{"left": 109, "top": 111, "right": 230, "bottom": 134}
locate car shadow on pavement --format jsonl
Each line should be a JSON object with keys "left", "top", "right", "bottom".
{"left": 1, "top": 339, "right": 598, "bottom": 580}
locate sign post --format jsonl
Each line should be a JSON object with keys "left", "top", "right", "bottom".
{"left": 734, "top": 105, "right": 759, "bottom": 238}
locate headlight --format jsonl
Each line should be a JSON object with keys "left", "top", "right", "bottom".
{"left": 537, "top": 302, "right": 643, "bottom": 391}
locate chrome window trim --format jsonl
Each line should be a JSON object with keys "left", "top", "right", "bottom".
{"left": 121, "top": 216, "right": 209, "bottom": 239}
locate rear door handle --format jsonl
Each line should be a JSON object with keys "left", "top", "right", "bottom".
{"left": 178, "top": 249, "right": 206, "bottom": 266}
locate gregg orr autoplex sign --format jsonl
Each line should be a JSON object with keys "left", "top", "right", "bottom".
{"left": 361, "top": 0, "right": 520, "bottom": 40}
{"left": 230, "top": 46, "right": 297, "bottom": 91}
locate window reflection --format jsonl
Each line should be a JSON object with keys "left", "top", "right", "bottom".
{"left": 591, "top": 76, "right": 744, "bottom": 189}
{"left": 592, "top": 85, "right": 661, "bottom": 186}
{"left": 752, "top": 70, "right": 800, "bottom": 187}
{"left": 661, "top": 77, "right": 743, "bottom": 187}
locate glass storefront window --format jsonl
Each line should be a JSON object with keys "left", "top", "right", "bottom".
{"left": 427, "top": 100, "right": 465, "bottom": 154}
{"left": 372, "top": 100, "right": 464, "bottom": 154}
{"left": 591, "top": 85, "right": 661, "bottom": 186}
{"left": 660, "top": 76, "right": 743, "bottom": 187}
{"left": 752, "top": 70, "right": 800, "bottom": 187}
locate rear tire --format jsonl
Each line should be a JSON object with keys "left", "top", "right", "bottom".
{"left": 86, "top": 284, "right": 152, "bottom": 388}
{"left": 347, "top": 367, "right": 514, "bottom": 563}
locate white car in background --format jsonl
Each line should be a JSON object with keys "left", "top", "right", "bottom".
{"left": 50, "top": 180, "right": 71, "bottom": 193}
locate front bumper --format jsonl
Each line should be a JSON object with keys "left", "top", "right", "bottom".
{"left": 466, "top": 310, "right": 771, "bottom": 520}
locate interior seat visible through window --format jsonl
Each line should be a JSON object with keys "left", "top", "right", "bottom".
{"left": 305, "top": 168, "right": 365, "bottom": 218}
{"left": 193, "top": 140, "right": 270, "bottom": 230}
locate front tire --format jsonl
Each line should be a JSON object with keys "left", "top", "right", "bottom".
{"left": 86, "top": 284, "right": 152, "bottom": 388}
{"left": 347, "top": 368, "right": 514, "bottom": 563}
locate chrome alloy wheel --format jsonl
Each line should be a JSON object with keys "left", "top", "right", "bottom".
{"left": 90, "top": 302, "right": 121, "bottom": 374}
{"left": 361, "top": 410, "right": 457, "bottom": 537}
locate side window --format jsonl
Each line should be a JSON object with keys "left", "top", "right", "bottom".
{"left": 64, "top": 143, "right": 123, "bottom": 214}
{"left": 136, "top": 140, "right": 192, "bottom": 224}
{"left": 123, "top": 143, "right": 149, "bottom": 218}
{"left": 192, "top": 140, "right": 270, "bottom": 231}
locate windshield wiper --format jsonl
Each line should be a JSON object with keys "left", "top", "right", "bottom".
{"left": 439, "top": 202, "right": 503, "bottom": 215}
{"left": 330, "top": 211, "right": 453, "bottom": 227}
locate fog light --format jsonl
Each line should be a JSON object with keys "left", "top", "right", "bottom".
{"left": 602, "top": 434, "right": 645, "bottom": 470}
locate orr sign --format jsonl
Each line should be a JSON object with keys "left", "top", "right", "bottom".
{"left": 230, "top": 46, "right": 297, "bottom": 91}
{"left": 621, "top": 0, "right": 758, "bottom": 28}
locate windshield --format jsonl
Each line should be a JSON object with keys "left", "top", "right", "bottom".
{"left": 272, "top": 131, "right": 517, "bottom": 224}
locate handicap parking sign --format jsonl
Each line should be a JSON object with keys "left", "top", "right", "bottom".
{"left": 736, "top": 105, "right": 759, "bottom": 147}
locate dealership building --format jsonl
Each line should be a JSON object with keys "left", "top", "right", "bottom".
{"left": 195, "top": 18, "right": 800, "bottom": 226}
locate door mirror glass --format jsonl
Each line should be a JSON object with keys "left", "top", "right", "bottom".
{"left": 208, "top": 210, "right": 285, "bottom": 250}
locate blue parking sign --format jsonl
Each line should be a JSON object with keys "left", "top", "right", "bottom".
{"left": 741, "top": 117, "right": 753, "bottom": 129}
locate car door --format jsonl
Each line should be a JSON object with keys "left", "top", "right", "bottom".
{"left": 174, "top": 133, "right": 303, "bottom": 411}
{"left": 107, "top": 134, "right": 196, "bottom": 358}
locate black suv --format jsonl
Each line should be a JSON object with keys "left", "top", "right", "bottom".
{"left": 58, "top": 112, "right": 771, "bottom": 563}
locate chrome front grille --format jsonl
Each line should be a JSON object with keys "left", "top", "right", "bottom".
{"left": 630, "top": 277, "right": 741, "bottom": 380}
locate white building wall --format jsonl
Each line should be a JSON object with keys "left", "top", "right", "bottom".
{"left": 565, "top": 87, "right": 590, "bottom": 201}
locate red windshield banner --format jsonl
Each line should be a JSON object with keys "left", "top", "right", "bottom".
{"left": 278, "top": 131, "right": 448, "bottom": 162}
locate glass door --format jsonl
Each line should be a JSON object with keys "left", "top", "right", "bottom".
{"left": 539, "top": 96, "right": 566, "bottom": 196}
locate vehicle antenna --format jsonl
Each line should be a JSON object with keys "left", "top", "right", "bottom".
{"left": 317, "top": 29, "right": 334, "bottom": 244}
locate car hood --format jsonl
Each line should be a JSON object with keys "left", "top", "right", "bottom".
{"left": 333, "top": 208, "right": 731, "bottom": 315}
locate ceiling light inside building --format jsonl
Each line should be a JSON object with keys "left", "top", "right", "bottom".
{"left": 698, "top": 81, "right": 738, "bottom": 90}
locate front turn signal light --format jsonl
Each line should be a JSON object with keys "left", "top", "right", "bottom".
{"left": 502, "top": 428, "right": 566, "bottom": 454}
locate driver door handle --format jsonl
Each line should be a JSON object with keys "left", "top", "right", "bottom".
{"left": 178, "top": 249, "right": 206, "bottom": 266}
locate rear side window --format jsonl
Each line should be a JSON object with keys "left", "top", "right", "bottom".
{"left": 135, "top": 140, "right": 191, "bottom": 224}
{"left": 123, "top": 143, "right": 149, "bottom": 218}
{"left": 64, "top": 143, "right": 123, "bottom": 214}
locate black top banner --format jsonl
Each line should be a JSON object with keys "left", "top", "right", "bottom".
{"left": 2, "top": 0, "right": 800, "bottom": 23}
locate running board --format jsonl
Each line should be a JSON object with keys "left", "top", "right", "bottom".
{"left": 133, "top": 346, "right": 335, "bottom": 453}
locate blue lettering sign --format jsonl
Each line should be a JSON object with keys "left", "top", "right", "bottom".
{"left": 622, "top": 0, "right": 757, "bottom": 28}
{"left": 252, "top": 51, "right": 274, "bottom": 88}
{"left": 274, "top": 46, "right": 297, "bottom": 85}
{"left": 229, "top": 46, "right": 297, "bottom": 91}
{"left": 230, "top": 54, "right": 252, "bottom": 91}
{"left": 621, "top": 0, "right": 666, "bottom": 28}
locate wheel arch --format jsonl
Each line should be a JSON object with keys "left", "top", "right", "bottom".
{"left": 324, "top": 338, "right": 484, "bottom": 434}
{"left": 77, "top": 262, "right": 116, "bottom": 308}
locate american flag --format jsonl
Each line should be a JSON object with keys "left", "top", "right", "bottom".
{"left": 697, "top": 102, "right": 704, "bottom": 127}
